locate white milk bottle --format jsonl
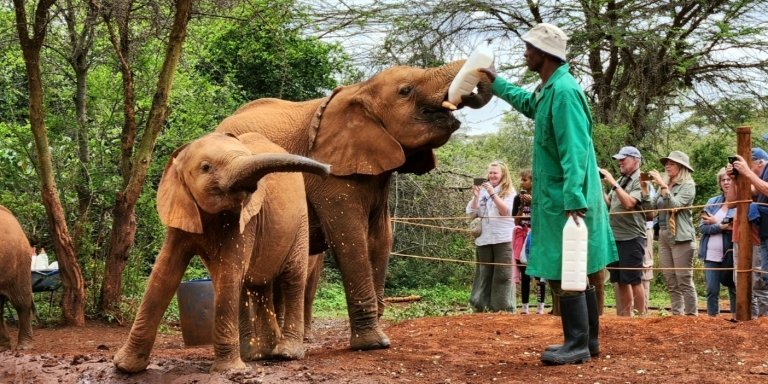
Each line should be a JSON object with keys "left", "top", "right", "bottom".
{"left": 36, "top": 247, "right": 49, "bottom": 270}
{"left": 447, "top": 45, "right": 494, "bottom": 106}
{"left": 561, "top": 216, "right": 588, "bottom": 291}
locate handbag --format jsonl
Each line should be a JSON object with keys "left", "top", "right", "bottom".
{"left": 720, "top": 249, "right": 735, "bottom": 288}
{"left": 469, "top": 217, "right": 483, "bottom": 238}
{"left": 521, "top": 231, "right": 531, "bottom": 264}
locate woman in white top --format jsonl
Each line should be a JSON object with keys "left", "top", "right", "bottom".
{"left": 466, "top": 160, "right": 517, "bottom": 312}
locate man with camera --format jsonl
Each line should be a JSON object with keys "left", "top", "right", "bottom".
{"left": 728, "top": 147, "right": 768, "bottom": 317}
{"left": 599, "top": 146, "right": 650, "bottom": 316}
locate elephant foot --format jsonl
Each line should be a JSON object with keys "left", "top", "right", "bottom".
{"left": 113, "top": 345, "right": 151, "bottom": 373}
{"left": 303, "top": 327, "right": 314, "bottom": 342}
{"left": 241, "top": 339, "right": 276, "bottom": 361}
{"left": 16, "top": 339, "right": 33, "bottom": 350}
{"left": 272, "top": 338, "right": 305, "bottom": 360}
{"left": 210, "top": 357, "right": 247, "bottom": 373}
{"left": 0, "top": 335, "right": 11, "bottom": 352}
{"left": 350, "top": 326, "right": 390, "bottom": 351}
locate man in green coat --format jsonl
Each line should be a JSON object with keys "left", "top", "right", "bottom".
{"left": 480, "top": 23, "right": 617, "bottom": 365}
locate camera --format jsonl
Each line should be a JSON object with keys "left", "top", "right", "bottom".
{"left": 728, "top": 156, "right": 739, "bottom": 177}
{"left": 473, "top": 178, "right": 488, "bottom": 186}
{"left": 639, "top": 171, "right": 652, "bottom": 181}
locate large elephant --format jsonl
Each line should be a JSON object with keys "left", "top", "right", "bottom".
{"left": 113, "top": 132, "right": 330, "bottom": 373}
{"left": 0, "top": 205, "right": 34, "bottom": 351}
{"left": 216, "top": 61, "right": 493, "bottom": 350}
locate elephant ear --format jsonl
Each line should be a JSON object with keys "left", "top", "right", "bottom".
{"left": 157, "top": 146, "right": 203, "bottom": 234}
{"left": 396, "top": 149, "right": 438, "bottom": 175}
{"left": 309, "top": 86, "right": 405, "bottom": 176}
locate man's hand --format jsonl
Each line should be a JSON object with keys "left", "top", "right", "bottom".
{"left": 566, "top": 209, "right": 587, "bottom": 226}
{"left": 599, "top": 168, "right": 616, "bottom": 187}
{"left": 478, "top": 65, "right": 497, "bottom": 83}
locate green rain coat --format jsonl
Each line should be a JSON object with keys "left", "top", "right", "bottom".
{"left": 491, "top": 64, "right": 618, "bottom": 280}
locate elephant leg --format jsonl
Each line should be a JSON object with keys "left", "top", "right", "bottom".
{"left": 0, "top": 296, "right": 10, "bottom": 351}
{"left": 114, "top": 236, "right": 193, "bottom": 373}
{"left": 325, "top": 220, "right": 389, "bottom": 350}
{"left": 369, "top": 213, "right": 392, "bottom": 320}
{"left": 239, "top": 289, "right": 255, "bottom": 360}
{"left": 209, "top": 265, "right": 248, "bottom": 372}
{"left": 303, "top": 253, "right": 324, "bottom": 341}
{"left": 7, "top": 288, "right": 34, "bottom": 350}
{"left": 272, "top": 243, "right": 307, "bottom": 360}
{"left": 241, "top": 285, "right": 281, "bottom": 360}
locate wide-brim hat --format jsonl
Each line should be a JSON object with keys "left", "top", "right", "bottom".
{"left": 522, "top": 23, "right": 568, "bottom": 62}
{"left": 660, "top": 150, "right": 694, "bottom": 172}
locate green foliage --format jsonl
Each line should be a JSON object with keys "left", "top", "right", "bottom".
{"left": 312, "top": 279, "right": 348, "bottom": 318}
{"left": 383, "top": 285, "right": 470, "bottom": 322}
{"left": 592, "top": 123, "right": 631, "bottom": 172}
{"left": 195, "top": 0, "right": 360, "bottom": 103}
{"left": 690, "top": 135, "right": 734, "bottom": 205}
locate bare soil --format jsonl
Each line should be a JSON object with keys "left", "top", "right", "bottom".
{"left": 2, "top": 312, "right": 768, "bottom": 383}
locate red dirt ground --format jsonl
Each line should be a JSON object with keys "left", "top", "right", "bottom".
{"left": 2, "top": 312, "right": 768, "bottom": 383}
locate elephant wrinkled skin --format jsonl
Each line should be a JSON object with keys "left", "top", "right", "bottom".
{"left": 113, "top": 132, "right": 330, "bottom": 373}
{"left": 0, "top": 205, "right": 34, "bottom": 351}
{"left": 216, "top": 61, "right": 493, "bottom": 350}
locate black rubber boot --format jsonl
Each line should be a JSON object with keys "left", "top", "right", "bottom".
{"left": 585, "top": 285, "right": 600, "bottom": 355}
{"left": 540, "top": 292, "right": 591, "bottom": 365}
{"left": 545, "top": 286, "right": 599, "bottom": 356}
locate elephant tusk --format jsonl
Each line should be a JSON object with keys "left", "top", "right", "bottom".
{"left": 441, "top": 101, "right": 458, "bottom": 111}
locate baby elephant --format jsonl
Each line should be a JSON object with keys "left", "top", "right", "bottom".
{"left": 113, "top": 132, "right": 330, "bottom": 373}
{"left": 0, "top": 205, "right": 34, "bottom": 351}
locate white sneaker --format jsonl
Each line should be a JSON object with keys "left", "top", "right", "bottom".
{"left": 536, "top": 303, "right": 545, "bottom": 315}
{"left": 521, "top": 304, "right": 529, "bottom": 314}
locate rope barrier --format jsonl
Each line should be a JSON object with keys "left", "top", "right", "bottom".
{"left": 389, "top": 251, "right": 767, "bottom": 274}
{"left": 388, "top": 199, "right": 768, "bottom": 275}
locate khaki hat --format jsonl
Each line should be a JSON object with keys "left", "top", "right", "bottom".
{"left": 522, "top": 23, "right": 568, "bottom": 61}
{"left": 660, "top": 150, "right": 694, "bottom": 172}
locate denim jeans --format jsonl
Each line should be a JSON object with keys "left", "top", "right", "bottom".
{"left": 703, "top": 260, "right": 736, "bottom": 316}
{"left": 761, "top": 238, "right": 768, "bottom": 286}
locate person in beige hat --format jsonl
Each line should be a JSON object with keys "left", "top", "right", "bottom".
{"left": 479, "top": 24, "right": 618, "bottom": 366}
{"left": 647, "top": 150, "right": 697, "bottom": 316}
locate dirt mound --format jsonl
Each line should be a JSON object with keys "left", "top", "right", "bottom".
{"left": 2, "top": 314, "right": 768, "bottom": 383}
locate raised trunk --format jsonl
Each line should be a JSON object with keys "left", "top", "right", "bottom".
{"left": 431, "top": 60, "right": 494, "bottom": 109}
{"left": 228, "top": 154, "right": 330, "bottom": 192}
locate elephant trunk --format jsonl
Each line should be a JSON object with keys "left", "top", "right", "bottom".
{"left": 227, "top": 154, "right": 330, "bottom": 192}
{"left": 432, "top": 60, "right": 494, "bottom": 110}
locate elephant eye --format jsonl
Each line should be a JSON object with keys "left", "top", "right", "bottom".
{"left": 398, "top": 85, "right": 413, "bottom": 96}
{"left": 200, "top": 161, "right": 211, "bottom": 173}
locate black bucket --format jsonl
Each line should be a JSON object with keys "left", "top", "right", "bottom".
{"left": 176, "top": 278, "right": 214, "bottom": 347}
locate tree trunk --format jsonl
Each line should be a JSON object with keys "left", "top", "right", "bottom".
{"left": 13, "top": 0, "right": 86, "bottom": 326}
{"left": 73, "top": 59, "right": 92, "bottom": 250}
{"left": 66, "top": 0, "right": 100, "bottom": 253}
{"left": 98, "top": 0, "right": 193, "bottom": 314}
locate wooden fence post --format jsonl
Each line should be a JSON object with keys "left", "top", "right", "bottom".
{"left": 735, "top": 126, "right": 753, "bottom": 321}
